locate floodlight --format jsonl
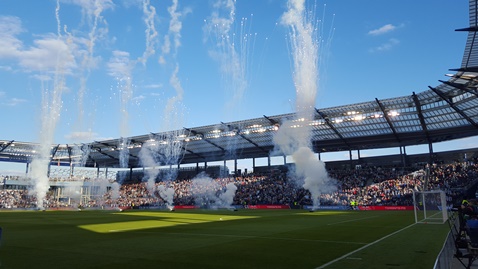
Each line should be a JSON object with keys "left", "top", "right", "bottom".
{"left": 388, "top": 111, "right": 400, "bottom": 117}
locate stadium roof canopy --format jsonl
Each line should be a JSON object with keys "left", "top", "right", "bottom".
{"left": 2, "top": 0, "right": 478, "bottom": 169}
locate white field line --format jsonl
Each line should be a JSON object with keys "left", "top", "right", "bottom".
{"left": 327, "top": 216, "right": 378, "bottom": 225}
{"left": 131, "top": 231, "right": 369, "bottom": 245}
{"left": 423, "top": 211, "right": 442, "bottom": 220}
{"left": 108, "top": 223, "right": 187, "bottom": 232}
{"left": 315, "top": 223, "right": 416, "bottom": 269}
{"left": 108, "top": 226, "right": 167, "bottom": 232}
{"left": 416, "top": 211, "right": 444, "bottom": 224}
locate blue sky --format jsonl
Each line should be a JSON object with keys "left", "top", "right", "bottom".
{"left": 0, "top": 0, "right": 474, "bottom": 173}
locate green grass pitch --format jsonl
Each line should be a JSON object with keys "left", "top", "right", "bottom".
{"left": 0, "top": 209, "right": 450, "bottom": 269}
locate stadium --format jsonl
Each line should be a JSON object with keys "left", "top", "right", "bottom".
{"left": 1, "top": 1, "right": 478, "bottom": 269}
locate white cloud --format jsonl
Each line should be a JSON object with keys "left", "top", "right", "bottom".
{"left": 369, "top": 38, "right": 400, "bottom": 53}
{"left": 2, "top": 97, "right": 27, "bottom": 106}
{"left": 62, "top": 0, "right": 115, "bottom": 15}
{"left": 31, "top": 74, "right": 53, "bottom": 81}
{"left": 0, "top": 65, "right": 13, "bottom": 71}
{"left": 0, "top": 16, "right": 78, "bottom": 75}
{"left": 107, "top": 50, "right": 132, "bottom": 77}
{"left": 18, "top": 36, "right": 77, "bottom": 73}
{"left": 0, "top": 16, "right": 24, "bottom": 59}
{"left": 0, "top": 16, "right": 23, "bottom": 37}
{"left": 64, "top": 131, "right": 98, "bottom": 142}
{"left": 119, "top": 0, "right": 142, "bottom": 9}
{"left": 144, "top": 83, "right": 162, "bottom": 89}
{"left": 0, "top": 91, "right": 27, "bottom": 106}
{"left": 131, "top": 94, "right": 145, "bottom": 104}
{"left": 368, "top": 24, "right": 397, "bottom": 36}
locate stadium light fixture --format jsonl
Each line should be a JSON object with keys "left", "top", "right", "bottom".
{"left": 446, "top": 73, "right": 477, "bottom": 80}
{"left": 353, "top": 115, "right": 365, "bottom": 121}
{"left": 293, "top": 118, "right": 305, "bottom": 122}
{"left": 224, "top": 131, "right": 236, "bottom": 137}
{"left": 388, "top": 111, "right": 400, "bottom": 117}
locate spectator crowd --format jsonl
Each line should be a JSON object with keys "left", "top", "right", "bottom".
{"left": 1, "top": 161, "right": 477, "bottom": 210}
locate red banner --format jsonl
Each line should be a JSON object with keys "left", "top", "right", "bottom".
{"left": 358, "top": 206, "right": 414, "bottom": 211}
{"left": 173, "top": 205, "right": 199, "bottom": 210}
{"left": 245, "top": 205, "right": 291, "bottom": 209}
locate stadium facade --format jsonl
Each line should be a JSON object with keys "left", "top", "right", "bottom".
{"left": 2, "top": 0, "right": 478, "bottom": 176}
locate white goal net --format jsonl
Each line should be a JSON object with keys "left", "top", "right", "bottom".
{"left": 412, "top": 190, "right": 448, "bottom": 224}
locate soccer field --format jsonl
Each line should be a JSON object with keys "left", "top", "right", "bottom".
{"left": 0, "top": 209, "right": 449, "bottom": 269}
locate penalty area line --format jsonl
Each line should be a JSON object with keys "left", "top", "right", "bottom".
{"left": 327, "top": 216, "right": 378, "bottom": 225}
{"left": 132, "top": 231, "right": 368, "bottom": 245}
{"left": 108, "top": 225, "right": 184, "bottom": 232}
{"left": 109, "top": 227, "right": 157, "bottom": 232}
{"left": 315, "top": 223, "right": 416, "bottom": 269}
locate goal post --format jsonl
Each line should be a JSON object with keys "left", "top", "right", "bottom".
{"left": 412, "top": 190, "right": 448, "bottom": 224}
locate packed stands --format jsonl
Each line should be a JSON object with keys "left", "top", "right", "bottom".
{"left": 1, "top": 159, "right": 477, "bottom": 210}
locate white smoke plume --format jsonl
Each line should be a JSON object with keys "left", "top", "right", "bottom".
{"left": 204, "top": 0, "right": 254, "bottom": 120}
{"left": 281, "top": 0, "right": 318, "bottom": 119}
{"left": 159, "top": 0, "right": 187, "bottom": 64}
{"left": 20, "top": 0, "right": 111, "bottom": 209}
{"left": 69, "top": 143, "right": 91, "bottom": 167}
{"left": 158, "top": 184, "right": 175, "bottom": 210}
{"left": 164, "top": 64, "right": 184, "bottom": 130}
{"left": 203, "top": 0, "right": 256, "bottom": 163}
{"left": 273, "top": 119, "right": 311, "bottom": 156}
{"left": 107, "top": 50, "right": 133, "bottom": 140}
{"left": 138, "top": 140, "right": 160, "bottom": 195}
{"left": 75, "top": 0, "right": 112, "bottom": 139}
{"left": 30, "top": 65, "right": 68, "bottom": 209}
{"left": 118, "top": 137, "right": 130, "bottom": 173}
{"left": 30, "top": 0, "right": 75, "bottom": 209}
{"left": 29, "top": 158, "right": 50, "bottom": 210}
{"left": 139, "top": 0, "right": 158, "bottom": 66}
{"left": 56, "top": 0, "right": 62, "bottom": 37}
{"left": 218, "top": 182, "right": 237, "bottom": 208}
{"left": 137, "top": 0, "right": 186, "bottom": 206}
{"left": 160, "top": 0, "right": 186, "bottom": 172}
{"left": 190, "top": 173, "right": 237, "bottom": 209}
{"left": 293, "top": 147, "right": 336, "bottom": 206}
{"left": 161, "top": 0, "right": 186, "bottom": 131}
{"left": 90, "top": 177, "right": 110, "bottom": 207}
{"left": 107, "top": 50, "right": 133, "bottom": 176}
{"left": 273, "top": 0, "right": 336, "bottom": 209}
{"left": 62, "top": 181, "right": 84, "bottom": 206}
{"left": 110, "top": 181, "right": 121, "bottom": 201}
